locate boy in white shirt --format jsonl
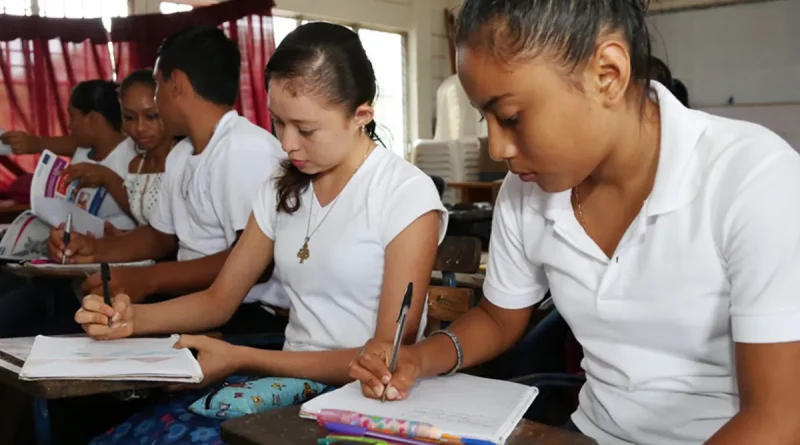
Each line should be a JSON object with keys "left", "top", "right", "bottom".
{"left": 50, "top": 26, "right": 288, "bottom": 323}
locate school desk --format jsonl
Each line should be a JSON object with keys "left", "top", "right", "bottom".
{"left": 221, "top": 406, "right": 598, "bottom": 445}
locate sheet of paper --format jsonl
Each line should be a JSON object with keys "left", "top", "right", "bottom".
{"left": 301, "top": 373, "right": 538, "bottom": 444}
{"left": 20, "top": 335, "right": 203, "bottom": 383}
{"left": 24, "top": 260, "right": 155, "bottom": 272}
{"left": 30, "top": 196, "right": 104, "bottom": 237}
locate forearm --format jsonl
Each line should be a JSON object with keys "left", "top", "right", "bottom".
{"left": 95, "top": 226, "right": 176, "bottom": 263}
{"left": 705, "top": 410, "right": 800, "bottom": 444}
{"left": 235, "top": 347, "right": 361, "bottom": 386}
{"left": 37, "top": 136, "right": 78, "bottom": 156}
{"left": 414, "top": 305, "right": 525, "bottom": 378}
{"left": 142, "top": 249, "right": 231, "bottom": 298}
{"left": 134, "top": 290, "right": 238, "bottom": 336}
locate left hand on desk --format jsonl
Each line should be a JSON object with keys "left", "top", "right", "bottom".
{"left": 82, "top": 267, "right": 152, "bottom": 302}
{"left": 59, "top": 163, "right": 114, "bottom": 189}
{"left": 169, "top": 335, "right": 241, "bottom": 391}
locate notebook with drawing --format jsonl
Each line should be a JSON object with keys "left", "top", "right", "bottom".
{"left": 19, "top": 335, "right": 203, "bottom": 383}
{"left": 300, "top": 373, "right": 538, "bottom": 444}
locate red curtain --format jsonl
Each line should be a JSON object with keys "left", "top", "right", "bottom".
{"left": 0, "top": 15, "right": 112, "bottom": 186}
{"left": 111, "top": 0, "right": 275, "bottom": 130}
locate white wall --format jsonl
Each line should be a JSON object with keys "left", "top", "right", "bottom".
{"left": 649, "top": 0, "right": 800, "bottom": 107}
{"left": 132, "top": 0, "right": 461, "bottom": 143}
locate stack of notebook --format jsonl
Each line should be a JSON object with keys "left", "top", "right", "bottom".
{"left": 19, "top": 335, "right": 203, "bottom": 383}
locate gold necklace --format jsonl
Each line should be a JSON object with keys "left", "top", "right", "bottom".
{"left": 296, "top": 144, "right": 373, "bottom": 264}
{"left": 572, "top": 184, "right": 587, "bottom": 231}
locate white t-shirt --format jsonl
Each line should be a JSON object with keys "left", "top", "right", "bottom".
{"left": 149, "top": 111, "right": 288, "bottom": 307}
{"left": 484, "top": 82, "right": 800, "bottom": 445}
{"left": 252, "top": 147, "right": 449, "bottom": 352}
{"left": 72, "top": 137, "right": 137, "bottom": 230}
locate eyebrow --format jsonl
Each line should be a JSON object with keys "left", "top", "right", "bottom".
{"left": 477, "top": 94, "right": 513, "bottom": 112}
{"left": 268, "top": 108, "right": 318, "bottom": 125}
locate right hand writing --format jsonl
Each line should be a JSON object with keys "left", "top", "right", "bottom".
{"left": 0, "top": 131, "right": 40, "bottom": 155}
{"left": 74, "top": 293, "right": 134, "bottom": 340}
{"left": 48, "top": 225, "right": 97, "bottom": 264}
{"left": 348, "top": 338, "right": 422, "bottom": 401}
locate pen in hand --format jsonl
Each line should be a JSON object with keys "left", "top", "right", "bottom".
{"left": 382, "top": 282, "right": 413, "bottom": 403}
{"left": 61, "top": 213, "right": 72, "bottom": 265}
{"left": 101, "top": 263, "right": 112, "bottom": 327}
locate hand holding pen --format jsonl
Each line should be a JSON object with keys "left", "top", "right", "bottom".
{"left": 348, "top": 283, "right": 424, "bottom": 402}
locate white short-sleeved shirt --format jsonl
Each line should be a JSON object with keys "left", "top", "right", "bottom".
{"left": 484, "top": 82, "right": 800, "bottom": 445}
{"left": 149, "top": 111, "right": 289, "bottom": 308}
{"left": 72, "top": 137, "right": 137, "bottom": 230}
{"left": 252, "top": 147, "right": 449, "bottom": 352}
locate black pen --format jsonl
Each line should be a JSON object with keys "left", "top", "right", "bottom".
{"left": 61, "top": 213, "right": 72, "bottom": 265}
{"left": 382, "top": 282, "right": 413, "bottom": 403}
{"left": 101, "top": 263, "right": 112, "bottom": 327}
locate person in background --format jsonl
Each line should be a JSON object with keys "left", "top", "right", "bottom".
{"left": 49, "top": 27, "right": 289, "bottom": 332}
{"left": 650, "top": 56, "right": 690, "bottom": 107}
{"left": 118, "top": 69, "right": 175, "bottom": 227}
{"left": 350, "top": 1, "right": 800, "bottom": 444}
{"left": 74, "top": 22, "right": 447, "bottom": 445}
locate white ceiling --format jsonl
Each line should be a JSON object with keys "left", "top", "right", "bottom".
{"left": 649, "top": 0, "right": 778, "bottom": 13}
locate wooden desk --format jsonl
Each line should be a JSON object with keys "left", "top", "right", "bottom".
{"left": 221, "top": 406, "right": 597, "bottom": 445}
{"left": 447, "top": 181, "right": 502, "bottom": 204}
{"left": 0, "top": 202, "right": 29, "bottom": 224}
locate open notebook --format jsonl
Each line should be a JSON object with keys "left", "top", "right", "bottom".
{"left": 301, "top": 373, "right": 538, "bottom": 445}
{"left": 19, "top": 335, "right": 203, "bottom": 383}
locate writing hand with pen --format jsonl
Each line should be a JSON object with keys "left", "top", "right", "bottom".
{"left": 48, "top": 224, "right": 98, "bottom": 264}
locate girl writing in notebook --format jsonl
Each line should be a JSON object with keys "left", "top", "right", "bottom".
{"left": 75, "top": 22, "right": 448, "bottom": 445}
{"left": 350, "top": 1, "right": 800, "bottom": 444}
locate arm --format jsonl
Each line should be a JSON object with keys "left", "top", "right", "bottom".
{"left": 132, "top": 216, "right": 271, "bottom": 334}
{"left": 0, "top": 132, "right": 78, "bottom": 156}
{"left": 100, "top": 169, "right": 130, "bottom": 216}
{"left": 704, "top": 150, "right": 800, "bottom": 443}
{"left": 95, "top": 225, "right": 177, "bottom": 263}
{"left": 232, "top": 211, "right": 442, "bottom": 386}
{"left": 705, "top": 343, "right": 800, "bottom": 444}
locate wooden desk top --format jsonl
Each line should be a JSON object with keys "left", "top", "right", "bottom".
{"left": 221, "top": 406, "right": 597, "bottom": 445}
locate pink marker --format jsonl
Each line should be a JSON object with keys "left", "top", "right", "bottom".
{"left": 316, "top": 409, "right": 442, "bottom": 440}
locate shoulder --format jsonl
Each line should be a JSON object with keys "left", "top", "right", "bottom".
{"left": 163, "top": 139, "right": 193, "bottom": 177}
{"left": 215, "top": 116, "right": 285, "bottom": 165}
{"left": 698, "top": 112, "right": 799, "bottom": 200}
{"left": 365, "top": 148, "right": 438, "bottom": 195}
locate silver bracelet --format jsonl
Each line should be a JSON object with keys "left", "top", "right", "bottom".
{"left": 429, "top": 329, "right": 463, "bottom": 376}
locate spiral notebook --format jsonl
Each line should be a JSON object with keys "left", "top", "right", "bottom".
{"left": 300, "top": 373, "right": 538, "bottom": 444}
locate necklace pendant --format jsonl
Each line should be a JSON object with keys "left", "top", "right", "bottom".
{"left": 297, "top": 238, "right": 310, "bottom": 264}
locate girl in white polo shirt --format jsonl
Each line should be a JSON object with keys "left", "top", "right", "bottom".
{"left": 350, "top": 1, "right": 800, "bottom": 444}
{"left": 75, "top": 22, "right": 447, "bottom": 445}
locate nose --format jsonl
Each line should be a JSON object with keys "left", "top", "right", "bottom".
{"left": 278, "top": 128, "right": 302, "bottom": 154}
{"left": 486, "top": 122, "right": 518, "bottom": 161}
{"left": 136, "top": 117, "right": 145, "bottom": 134}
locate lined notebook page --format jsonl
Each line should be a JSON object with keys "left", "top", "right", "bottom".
{"left": 301, "top": 373, "right": 538, "bottom": 444}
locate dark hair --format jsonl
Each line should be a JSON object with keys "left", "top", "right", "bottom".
{"left": 648, "top": 56, "right": 690, "bottom": 107}
{"left": 119, "top": 69, "right": 156, "bottom": 97}
{"left": 455, "top": 0, "right": 653, "bottom": 96}
{"left": 156, "top": 26, "right": 240, "bottom": 107}
{"left": 70, "top": 80, "right": 122, "bottom": 132}
{"left": 265, "top": 22, "right": 381, "bottom": 214}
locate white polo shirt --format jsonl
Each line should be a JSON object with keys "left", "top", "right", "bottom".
{"left": 252, "top": 147, "right": 448, "bottom": 352}
{"left": 484, "top": 82, "right": 800, "bottom": 445}
{"left": 150, "top": 111, "right": 289, "bottom": 308}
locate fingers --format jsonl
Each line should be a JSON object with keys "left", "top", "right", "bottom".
{"left": 357, "top": 349, "right": 393, "bottom": 386}
{"left": 174, "top": 334, "right": 203, "bottom": 350}
{"left": 386, "top": 365, "right": 416, "bottom": 400}
{"left": 350, "top": 361, "right": 385, "bottom": 399}
{"left": 81, "top": 273, "right": 100, "bottom": 293}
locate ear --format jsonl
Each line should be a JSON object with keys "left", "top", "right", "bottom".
{"left": 170, "top": 69, "right": 189, "bottom": 99}
{"left": 352, "top": 103, "right": 375, "bottom": 129}
{"left": 587, "top": 34, "right": 631, "bottom": 107}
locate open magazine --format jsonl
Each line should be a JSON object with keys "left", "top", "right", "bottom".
{"left": 0, "top": 150, "right": 107, "bottom": 262}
